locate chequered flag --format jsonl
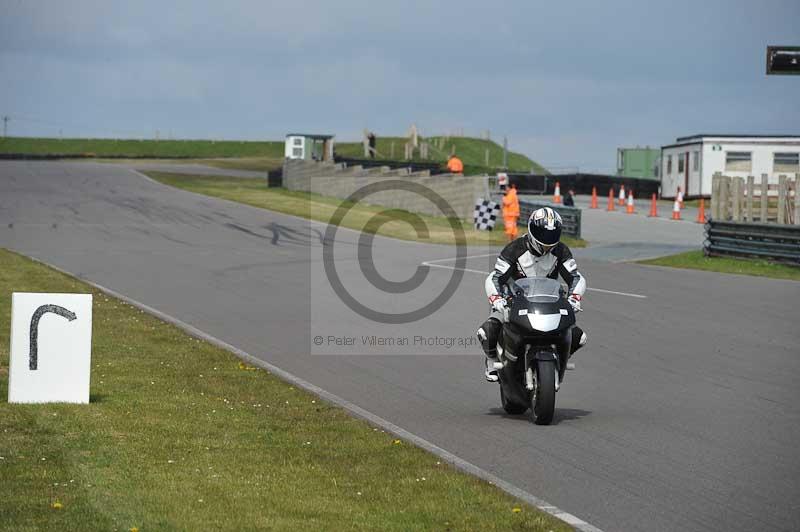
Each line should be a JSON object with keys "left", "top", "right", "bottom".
{"left": 473, "top": 199, "right": 499, "bottom": 231}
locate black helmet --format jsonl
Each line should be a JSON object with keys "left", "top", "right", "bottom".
{"left": 527, "top": 207, "right": 562, "bottom": 255}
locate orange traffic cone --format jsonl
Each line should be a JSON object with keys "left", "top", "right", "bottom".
{"left": 696, "top": 198, "right": 706, "bottom": 223}
{"left": 672, "top": 198, "right": 681, "bottom": 220}
{"left": 618, "top": 184, "right": 626, "bottom": 206}
{"left": 607, "top": 188, "right": 615, "bottom": 211}
{"left": 626, "top": 190, "right": 635, "bottom": 214}
{"left": 553, "top": 181, "right": 562, "bottom": 204}
{"left": 590, "top": 186, "right": 598, "bottom": 209}
{"left": 648, "top": 193, "right": 658, "bottom": 217}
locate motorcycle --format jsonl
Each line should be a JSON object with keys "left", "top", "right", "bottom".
{"left": 492, "top": 277, "right": 577, "bottom": 425}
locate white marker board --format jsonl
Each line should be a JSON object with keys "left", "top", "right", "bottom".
{"left": 8, "top": 293, "right": 93, "bottom": 404}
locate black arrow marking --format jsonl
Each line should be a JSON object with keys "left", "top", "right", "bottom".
{"left": 29, "top": 304, "right": 77, "bottom": 370}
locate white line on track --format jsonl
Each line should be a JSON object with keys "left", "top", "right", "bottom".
{"left": 424, "top": 252, "right": 499, "bottom": 264}
{"left": 584, "top": 287, "right": 647, "bottom": 298}
{"left": 422, "top": 257, "right": 648, "bottom": 299}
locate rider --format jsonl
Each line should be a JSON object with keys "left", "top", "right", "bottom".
{"left": 476, "top": 207, "right": 588, "bottom": 382}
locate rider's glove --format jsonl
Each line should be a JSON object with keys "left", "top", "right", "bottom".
{"left": 568, "top": 294, "right": 582, "bottom": 313}
{"left": 489, "top": 294, "right": 508, "bottom": 313}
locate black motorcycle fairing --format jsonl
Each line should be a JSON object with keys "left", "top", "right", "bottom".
{"left": 501, "top": 321, "right": 525, "bottom": 361}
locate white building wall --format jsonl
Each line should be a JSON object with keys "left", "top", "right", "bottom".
{"left": 284, "top": 136, "right": 305, "bottom": 159}
{"left": 700, "top": 143, "right": 725, "bottom": 196}
{"left": 661, "top": 137, "right": 800, "bottom": 198}
{"left": 661, "top": 142, "right": 702, "bottom": 198}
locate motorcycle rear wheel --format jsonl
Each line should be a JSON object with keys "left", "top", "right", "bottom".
{"left": 530, "top": 360, "right": 556, "bottom": 425}
{"left": 500, "top": 385, "right": 528, "bottom": 415}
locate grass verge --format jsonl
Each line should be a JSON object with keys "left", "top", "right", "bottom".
{"left": 90, "top": 157, "right": 285, "bottom": 174}
{"left": 2, "top": 136, "right": 546, "bottom": 175}
{"left": 0, "top": 137, "right": 284, "bottom": 158}
{"left": 335, "top": 136, "right": 547, "bottom": 175}
{"left": 638, "top": 249, "right": 800, "bottom": 281}
{"left": 0, "top": 248, "right": 571, "bottom": 531}
{"left": 144, "top": 171, "right": 586, "bottom": 248}
{"left": 193, "top": 157, "right": 284, "bottom": 173}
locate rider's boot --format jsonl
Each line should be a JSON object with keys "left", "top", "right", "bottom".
{"left": 484, "top": 357, "right": 499, "bottom": 382}
{"left": 566, "top": 329, "right": 588, "bottom": 370}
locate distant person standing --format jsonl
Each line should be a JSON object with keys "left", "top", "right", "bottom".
{"left": 446, "top": 154, "right": 464, "bottom": 174}
{"left": 368, "top": 132, "right": 377, "bottom": 159}
{"left": 502, "top": 183, "right": 520, "bottom": 241}
{"left": 563, "top": 188, "right": 575, "bottom": 206}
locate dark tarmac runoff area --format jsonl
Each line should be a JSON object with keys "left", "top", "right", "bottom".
{"left": 2, "top": 160, "right": 799, "bottom": 532}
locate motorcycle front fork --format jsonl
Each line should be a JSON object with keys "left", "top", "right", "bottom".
{"left": 523, "top": 347, "right": 560, "bottom": 392}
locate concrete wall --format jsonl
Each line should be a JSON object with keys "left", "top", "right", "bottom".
{"left": 283, "top": 159, "right": 489, "bottom": 221}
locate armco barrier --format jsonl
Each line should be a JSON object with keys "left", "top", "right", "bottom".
{"left": 518, "top": 200, "right": 581, "bottom": 239}
{"left": 704, "top": 220, "right": 800, "bottom": 263}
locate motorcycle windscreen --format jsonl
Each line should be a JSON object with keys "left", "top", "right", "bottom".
{"left": 512, "top": 277, "right": 562, "bottom": 303}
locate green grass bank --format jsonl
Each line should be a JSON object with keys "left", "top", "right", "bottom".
{"left": 2, "top": 135, "right": 546, "bottom": 175}
{"left": 638, "top": 249, "right": 800, "bottom": 281}
{"left": 0, "top": 137, "right": 285, "bottom": 159}
{"left": 335, "top": 136, "right": 547, "bottom": 174}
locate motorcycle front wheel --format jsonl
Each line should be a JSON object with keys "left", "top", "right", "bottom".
{"left": 530, "top": 360, "right": 556, "bottom": 425}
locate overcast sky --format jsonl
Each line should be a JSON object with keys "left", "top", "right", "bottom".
{"left": 1, "top": 0, "right": 798, "bottom": 172}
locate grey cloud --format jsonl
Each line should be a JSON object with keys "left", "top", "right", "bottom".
{"left": 1, "top": 0, "right": 798, "bottom": 170}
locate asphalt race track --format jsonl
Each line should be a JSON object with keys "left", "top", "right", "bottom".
{"left": 2, "top": 161, "right": 799, "bottom": 532}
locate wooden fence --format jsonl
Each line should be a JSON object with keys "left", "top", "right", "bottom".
{"left": 711, "top": 172, "right": 800, "bottom": 225}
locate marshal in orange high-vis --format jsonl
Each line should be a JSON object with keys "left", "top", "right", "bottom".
{"left": 446, "top": 155, "right": 464, "bottom": 174}
{"left": 502, "top": 184, "right": 520, "bottom": 241}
